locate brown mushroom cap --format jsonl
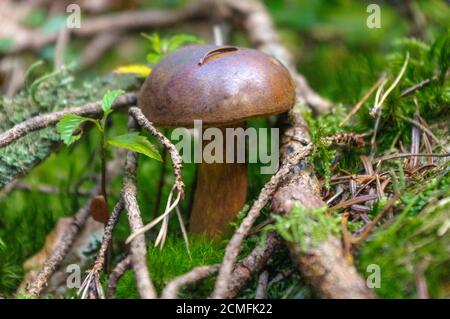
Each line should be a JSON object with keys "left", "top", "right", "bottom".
{"left": 138, "top": 45, "right": 296, "bottom": 127}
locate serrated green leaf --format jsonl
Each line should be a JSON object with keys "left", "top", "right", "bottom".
{"left": 101, "top": 89, "right": 125, "bottom": 116}
{"left": 56, "top": 114, "right": 95, "bottom": 145}
{"left": 107, "top": 133, "right": 162, "bottom": 161}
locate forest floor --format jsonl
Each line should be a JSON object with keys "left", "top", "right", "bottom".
{"left": 0, "top": 0, "right": 449, "bottom": 299}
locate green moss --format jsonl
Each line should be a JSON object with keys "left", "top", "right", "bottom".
{"left": 357, "top": 173, "right": 450, "bottom": 298}
{"left": 267, "top": 205, "right": 340, "bottom": 252}
{"left": 114, "top": 236, "right": 225, "bottom": 298}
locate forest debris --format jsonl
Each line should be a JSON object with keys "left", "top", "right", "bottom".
{"left": 107, "top": 255, "right": 131, "bottom": 299}
{"left": 162, "top": 265, "right": 220, "bottom": 299}
{"left": 255, "top": 270, "right": 269, "bottom": 299}
{"left": 120, "top": 116, "right": 156, "bottom": 299}
{"left": 223, "top": 232, "right": 282, "bottom": 299}
{"left": 78, "top": 201, "right": 124, "bottom": 298}
{"left": 400, "top": 77, "right": 436, "bottom": 98}
{"left": 340, "top": 74, "right": 387, "bottom": 126}
{"left": 212, "top": 144, "right": 313, "bottom": 298}
{"left": 321, "top": 133, "right": 366, "bottom": 148}
{"left": 374, "top": 152, "right": 450, "bottom": 163}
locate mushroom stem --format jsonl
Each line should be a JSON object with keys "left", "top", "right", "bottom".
{"left": 190, "top": 124, "right": 248, "bottom": 237}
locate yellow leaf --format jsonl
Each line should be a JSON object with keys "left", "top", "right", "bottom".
{"left": 113, "top": 64, "right": 151, "bottom": 77}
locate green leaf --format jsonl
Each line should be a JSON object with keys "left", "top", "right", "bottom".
{"left": 101, "top": 89, "right": 125, "bottom": 117}
{"left": 146, "top": 52, "right": 163, "bottom": 65}
{"left": 167, "top": 34, "right": 203, "bottom": 52}
{"left": 107, "top": 133, "right": 162, "bottom": 161}
{"left": 56, "top": 114, "right": 97, "bottom": 145}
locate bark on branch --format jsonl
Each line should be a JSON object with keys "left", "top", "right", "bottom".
{"left": 0, "top": 92, "right": 137, "bottom": 148}
{"left": 121, "top": 116, "right": 157, "bottom": 299}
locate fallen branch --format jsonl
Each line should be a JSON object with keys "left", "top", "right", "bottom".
{"left": 212, "top": 144, "right": 313, "bottom": 298}
{"left": 270, "top": 112, "right": 375, "bottom": 299}
{"left": 78, "top": 200, "right": 124, "bottom": 298}
{"left": 121, "top": 116, "right": 157, "bottom": 299}
{"left": 2, "top": 4, "right": 206, "bottom": 55}
{"left": 0, "top": 92, "right": 137, "bottom": 148}
{"left": 255, "top": 270, "right": 269, "bottom": 299}
{"left": 107, "top": 256, "right": 131, "bottom": 299}
{"left": 225, "top": 232, "right": 281, "bottom": 298}
{"left": 162, "top": 265, "right": 220, "bottom": 299}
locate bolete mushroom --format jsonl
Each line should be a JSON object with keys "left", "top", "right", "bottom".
{"left": 139, "top": 45, "right": 295, "bottom": 237}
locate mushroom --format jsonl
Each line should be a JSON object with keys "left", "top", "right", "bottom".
{"left": 139, "top": 45, "right": 295, "bottom": 237}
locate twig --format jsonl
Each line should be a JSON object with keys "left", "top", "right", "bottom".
{"left": 78, "top": 200, "right": 124, "bottom": 298}
{"left": 340, "top": 74, "right": 387, "bottom": 126}
{"left": 352, "top": 195, "right": 399, "bottom": 245}
{"left": 121, "top": 115, "right": 157, "bottom": 299}
{"left": 398, "top": 114, "right": 440, "bottom": 145}
{"left": 329, "top": 194, "right": 379, "bottom": 212}
{"left": 223, "top": 232, "right": 282, "bottom": 298}
{"left": 400, "top": 77, "right": 435, "bottom": 98}
{"left": 0, "top": 92, "right": 137, "bottom": 148}
{"left": 126, "top": 107, "right": 185, "bottom": 249}
{"left": 212, "top": 144, "right": 313, "bottom": 298}
{"left": 2, "top": 4, "right": 205, "bottom": 55}
{"left": 129, "top": 107, "right": 184, "bottom": 195}
{"left": 107, "top": 256, "right": 131, "bottom": 299}
{"left": 161, "top": 265, "right": 220, "bottom": 299}
{"left": 375, "top": 152, "right": 450, "bottom": 162}
{"left": 255, "top": 270, "right": 269, "bottom": 299}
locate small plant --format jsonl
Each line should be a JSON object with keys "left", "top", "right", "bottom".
{"left": 142, "top": 33, "right": 203, "bottom": 65}
{"left": 56, "top": 90, "right": 161, "bottom": 201}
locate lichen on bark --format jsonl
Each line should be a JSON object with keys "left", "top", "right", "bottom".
{"left": 0, "top": 71, "right": 139, "bottom": 189}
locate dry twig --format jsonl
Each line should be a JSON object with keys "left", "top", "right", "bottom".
{"left": 121, "top": 116, "right": 157, "bottom": 299}
{"left": 162, "top": 265, "right": 220, "bottom": 299}
{"left": 107, "top": 256, "right": 131, "bottom": 299}
{"left": 255, "top": 270, "right": 269, "bottom": 299}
